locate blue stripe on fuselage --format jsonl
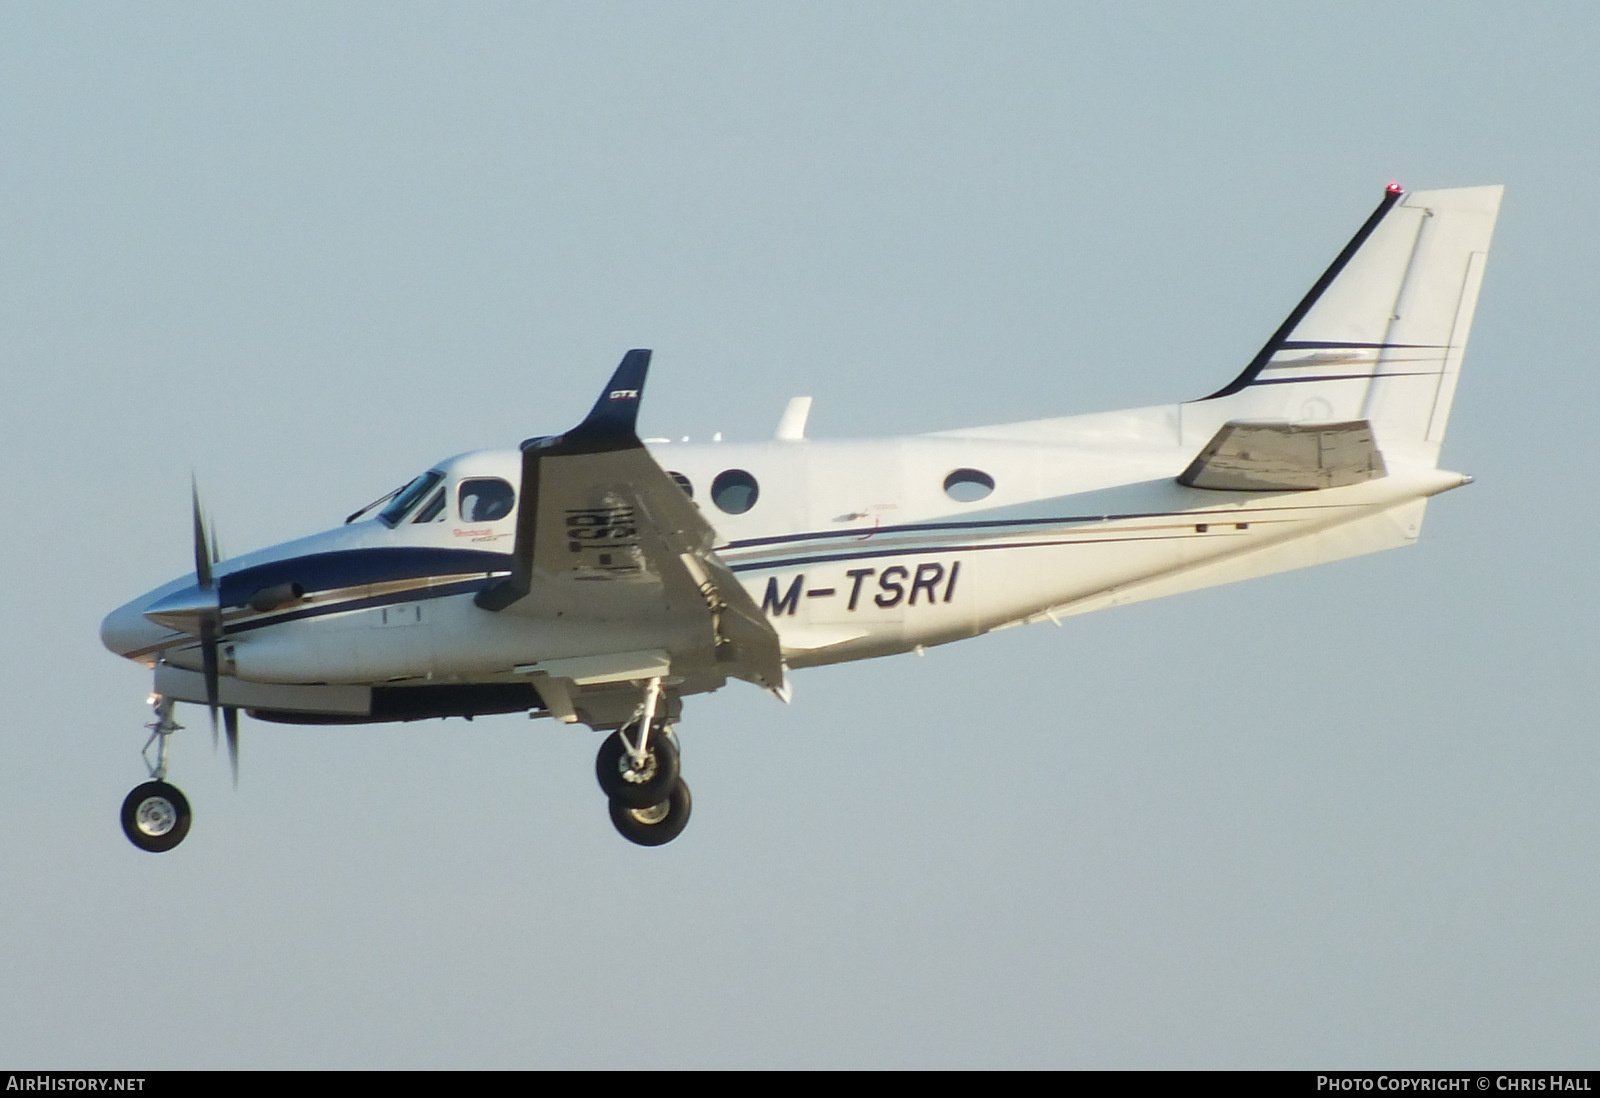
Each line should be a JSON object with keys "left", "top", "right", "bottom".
{"left": 217, "top": 547, "right": 513, "bottom": 607}
{"left": 222, "top": 576, "right": 495, "bottom": 635}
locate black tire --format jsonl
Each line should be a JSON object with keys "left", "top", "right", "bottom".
{"left": 608, "top": 780, "right": 692, "bottom": 847}
{"left": 595, "top": 727, "right": 680, "bottom": 809}
{"left": 120, "top": 781, "right": 192, "bottom": 853}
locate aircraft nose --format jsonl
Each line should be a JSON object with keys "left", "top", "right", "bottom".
{"left": 101, "top": 593, "right": 179, "bottom": 663}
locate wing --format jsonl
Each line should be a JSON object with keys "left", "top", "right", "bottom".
{"left": 1178, "top": 419, "right": 1388, "bottom": 491}
{"left": 476, "top": 350, "right": 784, "bottom": 693}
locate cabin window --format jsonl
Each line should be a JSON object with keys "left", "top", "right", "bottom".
{"left": 667, "top": 471, "right": 694, "bottom": 499}
{"left": 711, "top": 469, "right": 759, "bottom": 514}
{"left": 412, "top": 487, "right": 447, "bottom": 523}
{"left": 458, "top": 478, "right": 516, "bottom": 522}
{"left": 379, "top": 471, "right": 444, "bottom": 527}
{"left": 943, "top": 468, "right": 995, "bottom": 502}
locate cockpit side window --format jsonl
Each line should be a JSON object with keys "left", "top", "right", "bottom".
{"left": 411, "top": 487, "right": 447, "bottom": 523}
{"left": 378, "top": 471, "right": 443, "bottom": 527}
{"left": 458, "top": 478, "right": 516, "bottom": 523}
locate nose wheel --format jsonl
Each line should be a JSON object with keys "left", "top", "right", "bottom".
{"left": 120, "top": 780, "right": 192, "bottom": 853}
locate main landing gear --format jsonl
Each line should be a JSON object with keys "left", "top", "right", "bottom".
{"left": 596, "top": 678, "right": 692, "bottom": 846}
{"left": 121, "top": 695, "right": 194, "bottom": 853}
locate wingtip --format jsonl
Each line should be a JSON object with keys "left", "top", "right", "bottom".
{"left": 531, "top": 350, "right": 655, "bottom": 455}
{"left": 580, "top": 349, "right": 652, "bottom": 437}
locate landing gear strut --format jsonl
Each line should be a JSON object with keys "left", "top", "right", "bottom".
{"left": 597, "top": 678, "right": 692, "bottom": 846}
{"left": 121, "top": 695, "right": 193, "bottom": 853}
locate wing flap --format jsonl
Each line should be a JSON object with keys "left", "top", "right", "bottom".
{"left": 515, "top": 649, "right": 672, "bottom": 685}
{"left": 1178, "top": 419, "right": 1387, "bottom": 491}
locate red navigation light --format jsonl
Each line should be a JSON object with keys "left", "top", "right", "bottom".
{"left": 1385, "top": 181, "right": 1404, "bottom": 194}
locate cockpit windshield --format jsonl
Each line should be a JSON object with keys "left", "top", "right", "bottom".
{"left": 377, "top": 471, "right": 444, "bottom": 527}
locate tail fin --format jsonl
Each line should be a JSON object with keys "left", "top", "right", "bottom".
{"left": 1194, "top": 185, "right": 1503, "bottom": 466}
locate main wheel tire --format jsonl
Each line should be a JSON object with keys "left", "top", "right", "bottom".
{"left": 120, "top": 781, "right": 192, "bottom": 853}
{"left": 608, "top": 780, "right": 692, "bottom": 847}
{"left": 595, "top": 727, "right": 680, "bottom": 809}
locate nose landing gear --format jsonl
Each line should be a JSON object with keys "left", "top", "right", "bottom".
{"left": 120, "top": 695, "right": 193, "bottom": 853}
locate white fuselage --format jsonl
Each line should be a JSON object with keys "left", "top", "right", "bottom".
{"left": 102, "top": 399, "right": 1466, "bottom": 702}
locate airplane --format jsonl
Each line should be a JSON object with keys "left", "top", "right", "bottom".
{"left": 101, "top": 182, "right": 1503, "bottom": 852}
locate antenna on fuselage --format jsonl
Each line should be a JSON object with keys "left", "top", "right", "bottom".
{"left": 774, "top": 396, "right": 813, "bottom": 441}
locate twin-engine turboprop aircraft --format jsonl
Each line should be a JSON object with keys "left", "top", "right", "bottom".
{"left": 102, "top": 183, "right": 1502, "bottom": 851}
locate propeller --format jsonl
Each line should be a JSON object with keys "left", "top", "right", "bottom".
{"left": 141, "top": 480, "right": 243, "bottom": 785}
{"left": 190, "top": 480, "right": 240, "bottom": 785}
{"left": 223, "top": 704, "right": 240, "bottom": 787}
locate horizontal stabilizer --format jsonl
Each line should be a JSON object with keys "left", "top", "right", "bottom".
{"left": 1178, "top": 420, "right": 1387, "bottom": 491}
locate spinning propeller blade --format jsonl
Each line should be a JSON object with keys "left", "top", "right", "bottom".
{"left": 189, "top": 482, "right": 241, "bottom": 784}
{"left": 190, "top": 480, "right": 223, "bottom": 744}
{"left": 200, "top": 615, "right": 220, "bottom": 742}
{"left": 192, "top": 479, "right": 213, "bottom": 590}
{"left": 223, "top": 706, "right": 240, "bottom": 787}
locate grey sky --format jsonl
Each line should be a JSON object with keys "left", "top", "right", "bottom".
{"left": 2, "top": 2, "right": 1596, "bottom": 1067}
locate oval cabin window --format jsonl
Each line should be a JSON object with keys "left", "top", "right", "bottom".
{"left": 667, "top": 471, "right": 694, "bottom": 499}
{"left": 943, "top": 468, "right": 995, "bottom": 502}
{"left": 710, "top": 469, "right": 759, "bottom": 514}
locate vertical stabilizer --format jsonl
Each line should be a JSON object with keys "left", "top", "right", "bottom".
{"left": 1193, "top": 185, "right": 1502, "bottom": 467}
